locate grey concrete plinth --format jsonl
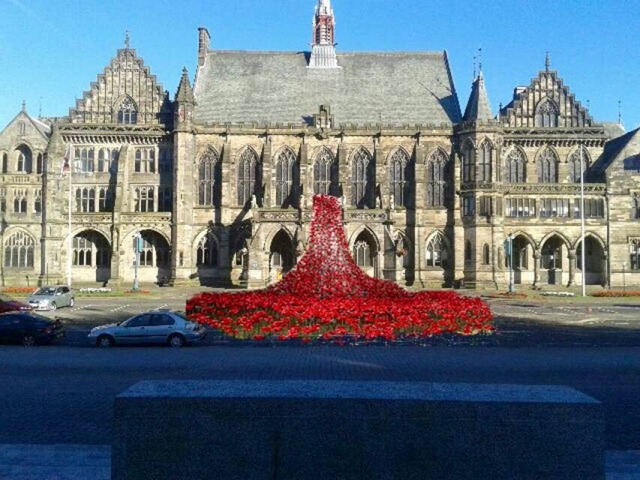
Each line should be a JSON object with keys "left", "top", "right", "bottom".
{"left": 112, "top": 381, "right": 604, "bottom": 480}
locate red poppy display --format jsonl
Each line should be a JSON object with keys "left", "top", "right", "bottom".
{"left": 187, "top": 195, "right": 493, "bottom": 341}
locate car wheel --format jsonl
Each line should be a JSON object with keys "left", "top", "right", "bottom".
{"left": 22, "top": 334, "right": 36, "bottom": 347}
{"left": 168, "top": 334, "right": 186, "bottom": 348}
{"left": 96, "top": 335, "right": 115, "bottom": 348}
{"left": 50, "top": 303, "right": 57, "bottom": 312}
{"left": 69, "top": 298, "right": 74, "bottom": 308}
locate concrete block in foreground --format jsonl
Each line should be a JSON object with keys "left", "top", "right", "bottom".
{"left": 112, "top": 381, "right": 604, "bottom": 480}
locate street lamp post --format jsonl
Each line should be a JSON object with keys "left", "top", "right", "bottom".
{"left": 133, "top": 232, "right": 141, "bottom": 292}
{"left": 622, "top": 262, "right": 627, "bottom": 293}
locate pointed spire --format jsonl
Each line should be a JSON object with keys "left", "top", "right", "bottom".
{"left": 175, "top": 67, "right": 194, "bottom": 103}
{"left": 125, "top": 30, "right": 130, "bottom": 49}
{"left": 545, "top": 51, "right": 550, "bottom": 72}
{"left": 21, "top": 100, "right": 26, "bottom": 112}
{"left": 308, "top": 0, "right": 339, "bottom": 68}
{"left": 463, "top": 69, "right": 493, "bottom": 123}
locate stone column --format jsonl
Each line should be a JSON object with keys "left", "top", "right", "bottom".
{"left": 262, "top": 141, "right": 272, "bottom": 208}
{"left": 568, "top": 250, "right": 576, "bottom": 287}
{"left": 338, "top": 144, "right": 348, "bottom": 203}
{"left": 533, "top": 250, "right": 541, "bottom": 287}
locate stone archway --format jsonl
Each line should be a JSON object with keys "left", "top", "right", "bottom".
{"left": 269, "top": 230, "right": 294, "bottom": 281}
{"left": 135, "top": 230, "right": 170, "bottom": 285}
{"left": 72, "top": 230, "right": 111, "bottom": 284}
{"left": 540, "top": 235, "right": 568, "bottom": 285}
{"left": 352, "top": 230, "right": 379, "bottom": 278}
{"left": 576, "top": 236, "right": 606, "bottom": 286}
{"left": 510, "top": 235, "right": 534, "bottom": 285}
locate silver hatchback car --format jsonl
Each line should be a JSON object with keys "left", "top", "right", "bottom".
{"left": 28, "top": 286, "right": 74, "bottom": 311}
{"left": 88, "top": 311, "right": 206, "bottom": 348}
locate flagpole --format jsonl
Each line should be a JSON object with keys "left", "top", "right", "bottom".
{"left": 67, "top": 145, "right": 73, "bottom": 287}
{"left": 580, "top": 145, "right": 586, "bottom": 297}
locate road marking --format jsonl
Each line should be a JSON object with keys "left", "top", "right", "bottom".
{"left": 151, "top": 304, "right": 169, "bottom": 311}
{"left": 109, "top": 305, "right": 130, "bottom": 312}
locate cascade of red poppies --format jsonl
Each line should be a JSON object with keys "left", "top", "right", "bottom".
{"left": 186, "top": 195, "right": 493, "bottom": 341}
{"left": 268, "top": 195, "right": 406, "bottom": 298}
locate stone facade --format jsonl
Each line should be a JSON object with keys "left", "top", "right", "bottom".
{"left": 1, "top": 1, "right": 638, "bottom": 290}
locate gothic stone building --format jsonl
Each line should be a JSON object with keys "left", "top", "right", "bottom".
{"left": 1, "top": 0, "right": 639, "bottom": 290}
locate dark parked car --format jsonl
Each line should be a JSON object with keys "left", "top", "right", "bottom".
{"left": 0, "top": 312, "right": 66, "bottom": 346}
{"left": 0, "top": 294, "right": 32, "bottom": 314}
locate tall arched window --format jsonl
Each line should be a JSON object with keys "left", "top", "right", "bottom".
{"left": 483, "top": 244, "right": 491, "bottom": 265}
{"left": 427, "top": 150, "right": 447, "bottom": 207}
{"left": 426, "top": 233, "right": 448, "bottom": 268}
{"left": 117, "top": 97, "right": 138, "bottom": 125}
{"left": 462, "top": 141, "right": 475, "bottom": 182}
{"left": 351, "top": 148, "right": 374, "bottom": 208}
{"left": 313, "top": 148, "right": 339, "bottom": 197}
{"left": 198, "top": 148, "right": 221, "bottom": 207}
{"left": 4, "top": 231, "right": 35, "bottom": 268}
{"left": 505, "top": 149, "right": 526, "bottom": 183}
{"left": 538, "top": 147, "right": 559, "bottom": 183}
{"left": 478, "top": 141, "right": 492, "bottom": 182}
{"left": 568, "top": 146, "right": 590, "bottom": 183}
{"left": 138, "top": 232, "right": 169, "bottom": 267}
{"left": 2, "top": 153, "right": 7, "bottom": 173}
{"left": 237, "top": 148, "right": 261, "bottom": 206}
{"left": 632, "top": 194, "right": 639, "bottom": 220}
{"left": 535, "top": 99, "right": 559, "bottom": 127}
{"left": 36, "top": 153, "right": 43, "bottom": 174}
{"left": 98, "top": 148, "right": 118, "bottom": 173}
{"left": 15, "top": 145, "right": 32, "bottom": 173}
{"left": 134, "top": 148, "right": 155, "bottom": 173}
{"left": 353, "top": 241, "right": 372, "bottom": 267}
{"left": 197, "top": 234, "right": 218, "bottom": 266}
{"left": 13, "top": 189, "right": 27, "bottom": 213}
{"left": 389, "top": 148, "right": 413, "bottom": 208}
{"left": 275, "top": 148, "right": 298, "bottom": 208}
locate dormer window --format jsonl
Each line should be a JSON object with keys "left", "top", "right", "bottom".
{"left": 117, "top": 97, "right": 138, "bottom": 125}
{"left": 535, "top": 99, "right": 559, "bottom": 127}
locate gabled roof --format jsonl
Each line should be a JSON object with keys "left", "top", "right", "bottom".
{"left": 462, "top": 71, "right": 493, "bottom": 123}
{"left": 589, "top": 127, "right": 640, "bottom": 180}
{"left": 193, "top": 50, "right": 462, "bottom": 127}
{"left": 0, "top": 109, "right": 51, "bottom": 140}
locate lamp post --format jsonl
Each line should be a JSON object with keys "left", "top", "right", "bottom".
{"left": 133, "top": 232, "right": 141, "bottom": 292}
{"left": 579, "top": 145, "right": 586, "bottom": 297}
{"left": 622, "top": 262, "right": 627, "bottom": 293}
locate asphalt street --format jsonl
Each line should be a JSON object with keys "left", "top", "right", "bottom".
{"left": 0, "top": 345, "right": 639, "bottom": 451}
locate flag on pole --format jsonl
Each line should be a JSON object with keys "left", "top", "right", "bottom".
{"left": 60, "top": 143, "right": 72, "bottom": 177}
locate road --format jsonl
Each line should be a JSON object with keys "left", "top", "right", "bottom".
{"left": 1, "top": 345, "right": 639, "bottom": 450}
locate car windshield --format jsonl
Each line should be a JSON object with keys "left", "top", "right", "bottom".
{"left": 34, "top": 287, "right": 57, "bottom": 296}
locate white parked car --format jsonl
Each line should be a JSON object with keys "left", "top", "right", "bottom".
{"left": 88, "top": 311, "right": 206, "bottom": 348}
{"left": 27, "top": 286, "right": 74, "bottom": 311}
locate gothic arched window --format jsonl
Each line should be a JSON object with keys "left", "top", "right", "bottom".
{"left": 4, "top": 231, "right": 35, "bottom": 268}
{"left": 505, "top": 149, "right": 526, "bottom": 183}
{"left": 538, "top": 148, "right": 559, "bottom": 183}
{"left": 353, "top": 241, "right": 372, "bottom": 267}
{"left": 13, "top": 189, "right": 27, "bottom": 213}
{"left": 134, "top": 148, "right": 155, "bottom": 173}
{"left": 275, "top": 148, "right": 298, "bottom": 208}
{"left": 389, "top": 149, "right": 413, "bottom": 208}
{"left": 427, "top": 150, "right": 447, "bottom": 207}
{"left": 138, "top": 232, "right": 169, "bottom": 267}
{"left": 237, "top": 148, "right": 261, "bottom": 206}
{"left": 197, "top": 234, "right": 219, "bottom": 266}
{"left": 75, "top": 187, "right": 96, "bottom": 212}
{"left": 2, "top": 153, "right": 7, "bottom": 174}
{"left": 478, "top": 141, "right": 492, "bottom": 182}
{"left": 134, "top": 187, "right": 155, "bottom": 212}
{"left": 15, "top": 145, "right": 32, "bottom": 173}
{"left": 74, "top": 148, "right": 95, "bottom": 173}
{"left": 426, "top": 233, "right": 448, "bottom": 268}
{"left": 462, "top": 141, "right": 475, "bottom": 183}
{"left": 351, "top": 148, "right": 374, "bottom": 208}
{"left": 568, "top": 146, "right": 590, "bottom": 183}
{"left": 313, "top": 148, "right": 339, "bottom": 197}
{"left": 632, "top": 194, "right": 639, "bottom": 220}
{"left": 535, "top": 99, "right": 559, "bottom": 127}
{"left": 198, "top": 148, "right": 221, "bottom": 207}
{"left": 117, "top": 97, "right": 138, "bottom": 125}
{"left": 483, "top": 244, "right": 491, "bottom": 265}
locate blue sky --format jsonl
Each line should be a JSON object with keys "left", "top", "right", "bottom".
{"left": 0, "top": 0, "right": 637, "bottom": 131}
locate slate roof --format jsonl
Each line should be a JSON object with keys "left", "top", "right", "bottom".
{"left": 462, "top": 72, "right": 493, "bottom": 123}
{"left": 193, "top": 50, "right": 461, "bottom": 127}
{"left": 589, "top": 127, "right": 640, "bottom": 180}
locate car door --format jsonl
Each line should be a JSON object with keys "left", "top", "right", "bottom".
{"left": 60, "top": 287, "right": 71, "bottom": 307}
{"left": 119, "top": 314, "right": 154, "bottom": 344}
{"left": 148, "top": 314, "right": 176, "bottom": 343}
